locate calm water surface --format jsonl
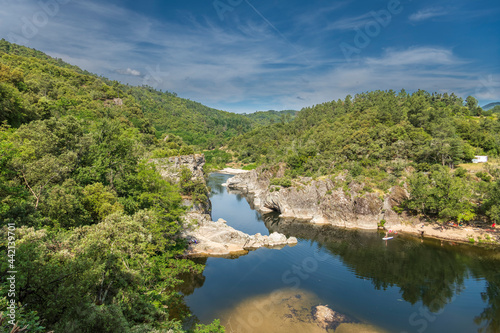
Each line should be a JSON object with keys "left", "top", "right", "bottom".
{"left": 181, "top": 173, "right": 500, "bottom": 333}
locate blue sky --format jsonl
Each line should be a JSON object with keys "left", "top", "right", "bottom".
{"left": 1, "top": 0, "right": 499, "bottom": 113}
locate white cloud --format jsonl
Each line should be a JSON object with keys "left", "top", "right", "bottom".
{"left": 409, "top": 8, "right": 448, "bottom": 22}
{"left": 325, "top": 12, "right": 373, "bottom": 31}
{"left": 365, "top": 47, "right": 465, "bottom": 66}
{"left": 116, "top": 68, "right": 142, "bottom": 76}
{"left": 0, "top": 1, "right": 496, "bottom": 113}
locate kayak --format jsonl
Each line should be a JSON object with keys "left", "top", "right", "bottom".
{"left": 382, "top": 237, "right": 393, "bottom": 240}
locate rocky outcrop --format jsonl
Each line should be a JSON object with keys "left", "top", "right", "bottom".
{"left": 226, "top": 170, "right": 411, "bottom": 229}
{"left": 154, "top": 156, "right": 297, "bottom": 257}
{"left": 153, "top": 154, "right": 210, "bottom": 214}
{"left": 182, "top": 212, "right": 297, "bottom": 257}
{"left": 313, "top": 305, "right": 352, "bottom": 331}
{"left": 153, "top": 154, "right": 206, "bottom": 183}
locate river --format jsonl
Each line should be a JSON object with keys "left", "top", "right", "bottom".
{"left": 180, "top": 173, "right": 500, "bottom": 333}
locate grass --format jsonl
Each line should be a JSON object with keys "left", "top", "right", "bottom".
{"left": 458, "top": 159, "right": 500, "bottom": 172}
{"left": 458, "top": 163, "right": 488, "bottom": 171}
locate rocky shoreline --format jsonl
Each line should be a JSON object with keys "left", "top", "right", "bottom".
{"left": 225, "top": 168, "right": 500, "bottom": 246}
{"left": 153, "top": 155, "right": 297, "bottom": 257}
{"left": 181, "top": 212, "right": 297, "bottom": 257}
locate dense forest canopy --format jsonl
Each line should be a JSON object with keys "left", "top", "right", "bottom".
{"left": 228, "top": 90, "right": 500, "bottom": 224}
{"left": 0, "top": 40, "right": 226, "bottom": 332}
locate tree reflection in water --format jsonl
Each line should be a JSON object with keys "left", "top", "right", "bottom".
{"left": 263, "top": 214, "right": 500, "bottom": 332}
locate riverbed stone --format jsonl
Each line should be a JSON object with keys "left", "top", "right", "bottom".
{"left": 313, "top": 305, "right": 351, "bottom": 330}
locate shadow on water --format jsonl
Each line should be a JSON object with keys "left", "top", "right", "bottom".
{"left": 262, "top": 214, "right": 500, "bottom": 333}
{"left": 179, "top": 174, "right": 500, "bottom": 333}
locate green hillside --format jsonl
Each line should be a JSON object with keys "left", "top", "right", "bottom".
{"left": 229, "top": 90, "right": 500, "bottom": 223}
{"left": 0, "top": 40, "right": 222, "bottom": 332}
{"left": 242, "top": 109, "right": 298, "bottom": 126}
{"left": 0, "top": 39, "right": 281, "bottom": 151}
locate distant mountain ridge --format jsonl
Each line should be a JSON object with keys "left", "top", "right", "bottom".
{"left": 482, "top": 102, "right": 500, "bottom": 111}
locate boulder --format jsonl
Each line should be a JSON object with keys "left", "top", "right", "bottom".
{"left": 313, "top": 305, "right": 351, "bottom": 330}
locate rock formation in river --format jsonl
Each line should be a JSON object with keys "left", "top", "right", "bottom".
{"left": 153, "top": 155, "right": 297, "bottom": 257}
{"left": 226, "top": 168, "right": 413, "bottom": 229}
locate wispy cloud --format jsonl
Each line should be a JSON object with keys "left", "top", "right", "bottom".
{"left": 0, "top": 1, "right": 497, "bottom": 112}
{"left": 115, "top": 68, "right": 142, "bottom": 76}
{"left": 325, "top": 12, "right": 373, "bottom": 31}
{"left": 365, "top": 47, "right": 465, "bottom": 66}
{"left": 409, "top": 7, "right": 449, "bottom": 22}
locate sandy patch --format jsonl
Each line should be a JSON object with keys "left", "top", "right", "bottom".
{"left": 392, "top": 223, "right": 499, "bottom": 245}
{"left": 218, "top": 168, "right": 252, "bottom": 175}
{"left": 219, "top": 289, "right": 387, "bottom": 333}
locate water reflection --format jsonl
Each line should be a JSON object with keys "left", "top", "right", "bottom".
{"left": 181, "top": 174, "right": 500, "bottom": 333}
{"left": 262, "top": 214, "right": 500, "bottom": 332}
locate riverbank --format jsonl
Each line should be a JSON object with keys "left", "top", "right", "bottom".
{"left": 181, "top": 212, "right": 297, "bottom": 257}
{"left": 391, "top": 222, "right": 499, "bottom": 246}
{"left": 217, "top": 167, "right": 252, "bottom": 175}
{"left": 224, "top": 169, "right": 500, "bottom": 247}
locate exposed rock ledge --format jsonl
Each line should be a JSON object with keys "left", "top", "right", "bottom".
{"left": 182, "top": 212, "right": 297, "bottom": 257}
{"left": 226, "top": 169, "right": 410, "bottom": 230}
{"left": 153, "top": 155, "right": 297, "bottom": 257}
{"left": 225, "top": 169, "right": 500, "bottom": 245}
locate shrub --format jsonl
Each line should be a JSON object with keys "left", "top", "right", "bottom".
{"left": 454, "top": 167, "right": 467, "bottom": 178}
{"left": 476, "top": 171, "right": 492, "bottom": 182}
{"left": 270, "top": 177, "right": 292, "bottom": 188}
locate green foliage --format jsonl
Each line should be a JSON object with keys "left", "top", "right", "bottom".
{"left": 0, "top": 40, "right": 215, "bottom": 332}
{"left": 406, "top": 166, "right": 475, "bottom": 222}
{"left": 270, "top": 177, "right": 292, "bottom": 188}
{"left": 193, "top": 319, "right": 226, "bottom": 333}
{"left": 476, "top": 171, "right": 492, "bottom": 182}
{"left": 129, "top": 87, "right": 253, "bottom": 149}
{"left": 454, "top": 167, "right": 467, "bottom": 178}
{"left": 229, "top": 90, "right": 500, "bottom": 174}
{"left": 485, "top": 180, "right": 500, "bottom": 222}
{"left": 242, "top": 110, "right": 297, "bottom": 126}
{"left": 242, "top": 163, "right": 257, "bottom": 170}
{"left": 82, "top": 182, "right": 124, "bottom": 221}
{"left": 179, "top": 167, "right": 208, "bottom": 204}
{"left": 204, "top": 149, "right": 232, "bottom": 169}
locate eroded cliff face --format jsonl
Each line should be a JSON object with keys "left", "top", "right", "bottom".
{"left": 154, "top": 154, "right": 206, "bottom": 183}
{"left": 226, "top": 169, "right": 410, "bottom": 229}
{"left": 152, "top": 154, "right": 211, "bottom": 214}
{"left": 153, "top": 155, "right": 297, "bottom": 257}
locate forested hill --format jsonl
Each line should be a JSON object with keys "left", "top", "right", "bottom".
{"left": 242, "top": 109, "right": 298, "bottom": 126}
{"left": 229, "top": 89, "right": 496, "bottom": 173}
{"left": 0, "top": 40, "right": 226, "bottom": 332}
{"left": 229, "top": 90, "right": 500, "bottom": 224}
{"left": 0, "top": 39, "right": 287, "bottom": 149}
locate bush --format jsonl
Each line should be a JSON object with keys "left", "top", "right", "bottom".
{"left": 454, "top": 167, "right": 467, "bottom": 178}
{"left": 476, "top": 171, "right": 492, "bottom": 182}
{"left": 242, "top": 163, "right": 257, "bottom": 170}
{"left": 270, "top": 177, "right": 292, "bottom": 188}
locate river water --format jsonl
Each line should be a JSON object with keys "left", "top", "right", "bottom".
{"left": 180, "top": 173, "right": 500, "bottom": 333}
